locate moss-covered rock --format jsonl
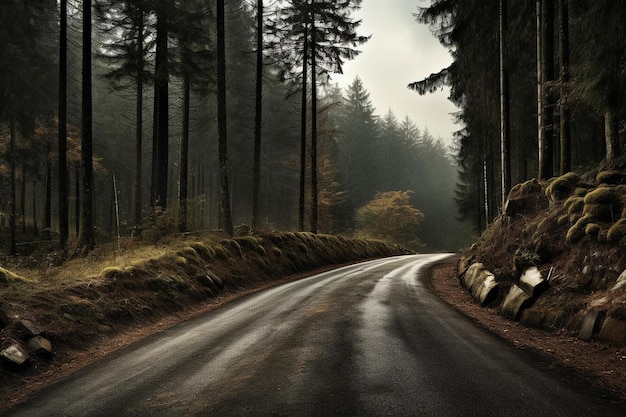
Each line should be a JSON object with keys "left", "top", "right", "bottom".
{"left": 504, "top": 179, "right": 548, "bottom": 216}
{"left": 557, "top": 214, "right": 570, "bottom": 226}
{"left": 564, "top": 196, "right": 585, "bottom": 215}
{"left": 584, "top": 186, "right": 620, "bottom": 205}
{"left": 567, "top": 215, "right": 594, "bottom": 244}
{"left": 596, "top": 170, "right": 626, "bottom": 185}
{"left": 585, "top": 223, "right": 601, "bottom": 236}
{"left": 608, "top": 219, "right": 626, "bottom": 243}
{"left": 582, "top": 186, "right": 622, "bottom": 223}
{"left": 583, "top": 203, "right": 617, "bottom": 222}
{"left": 545, "top": 172, "right": 580, "bottom": 201}
{"left": 572, "top": 187, "right": 589, "bottom": 197}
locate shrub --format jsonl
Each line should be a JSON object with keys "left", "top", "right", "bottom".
{"left": 355, "top": 191, "right": 424, "bottom": 251}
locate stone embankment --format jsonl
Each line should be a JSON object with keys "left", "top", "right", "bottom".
{"left": 458, "top": 170, "right": 626, "bottom": 346}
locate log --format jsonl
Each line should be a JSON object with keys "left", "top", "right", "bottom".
{"left": 519, "top": 267, "right": 549, "bottom": 298}
{"left": 0, "top": 342, "right": 30, "bottom": 367}
{"left": 502, "top": 284, "right": 534, "bottom": 321}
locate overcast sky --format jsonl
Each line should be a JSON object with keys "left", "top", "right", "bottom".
{"left": 332, "top": 0, "right": 459, "bottom": 145}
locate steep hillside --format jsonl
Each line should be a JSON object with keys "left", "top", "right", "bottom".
{"left": 460, "top": 170, "right": 626, "bottom": 343}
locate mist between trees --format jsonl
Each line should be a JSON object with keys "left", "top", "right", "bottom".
{"left": 0, "top": 0, "right": 472, "bottom": 255}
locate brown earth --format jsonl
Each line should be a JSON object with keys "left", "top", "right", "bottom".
{"left": 428, "top": 258, "right": 626, "bottom": 401}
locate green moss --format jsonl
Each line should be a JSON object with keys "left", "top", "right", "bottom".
{"left": 607, "top": 219, "right": 626, "bottom": 243}
{"left": 564, "top": 196, "right": 584, "bottom": 214}
{"left": 177, "top": 246, "right": 199, "bottom": 259}
{"left": 545, "top": 172, "right": 580, "bottom": 201}
{"left": 234, "top": 236, "right": 266, "bottom": 255}
{"left": 583, "top": 186, "right": 623, "bottom": 222}
{"left": 596, "top": 170, "right": 626, "bottom": 185}
{"left": 189, "top": 242, "right": 215, "bottom": 260}
{"left": 169, "top": 256, "right": 188, "bottom": 268}
{"left": 583, "top": 203, "right": 617, "bottom": 222}
{"left": 557, "top": 214, "right": 570, "bottom": 226}
{"left": 572, "top": 187, "right": 589, "bottom": 197}
{"left": 519, "top": 178, "right": 542, "bottom": 194}
{"left": 584, "top": 186, "right": 619, "bottom": 205}
{"left": 212, "top": 244, "right": 229, "bottom": 259}
{"left": 220, "top": 239, "right": 244, "bottom": 258}
{"left": 584, "top": 223, "right": 601, "bottom": 236}
{"left": 100, "top": 266, "right": 128, "bottom": 279}
{"left": 567, "top": 215, "right": 593, "bottom": 244}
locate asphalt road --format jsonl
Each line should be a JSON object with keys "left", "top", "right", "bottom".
{"left": 4, "top": 254, "right": 625, "bottom": 416}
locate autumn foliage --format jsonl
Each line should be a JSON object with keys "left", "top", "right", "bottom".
{"left": 355, "top": 191, "right": 425, "bottom": 251}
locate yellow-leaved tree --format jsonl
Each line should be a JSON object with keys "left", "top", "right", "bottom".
{"left": 355, "top": 191, "right": 425, "bottom": 251}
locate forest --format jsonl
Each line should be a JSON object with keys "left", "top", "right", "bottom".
{"left": 412, "top": 0, "right": 626, "bottom": 233}
{"left": 0, "top": 0, "right": 469, "bottom": 257}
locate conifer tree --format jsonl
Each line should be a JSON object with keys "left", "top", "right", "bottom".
{"left": 217, "top": 0, "right": 234, "bottom": 236}
{"left": 269, "top": 0, "right": 368, "bottom": 232}
{"left": 77, "top": 0, "right": 96, "bottom": 252}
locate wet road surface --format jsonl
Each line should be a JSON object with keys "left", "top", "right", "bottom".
{"left": 5, "top": 254, "right": 625, "bottom": 416}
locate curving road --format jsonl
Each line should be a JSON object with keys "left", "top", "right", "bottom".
{"left": 5, "top": 254, "right": 625, "bottom": 416}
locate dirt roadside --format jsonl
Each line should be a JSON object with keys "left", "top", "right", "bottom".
{"left": 427, "top": 257, "right": 626, "bottom": 401}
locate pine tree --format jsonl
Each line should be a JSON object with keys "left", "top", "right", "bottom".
{"left": 59, "top": 0, "right": 69, "bottom": 247}
{"left": 0, "top": 0, "right": 56, "bottom": 253}
{"left": 77, "top": 0, "right": 96, "bottom": 253}
{"left": 175, "top": 0, "right": 214, "bottom": 232}
{"left": 217, "top": 0, "right": 233, "bottom": 236}
{"left": 335, "top": 77, "right": 380, "bottom": 226}
{"left": 269, "top": 0, "right": 368, "bottom": 232}
{"left": 252, "top": 0, "right": 264, "bottom": 231}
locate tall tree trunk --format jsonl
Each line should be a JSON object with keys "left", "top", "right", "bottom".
{"left": 179, "top": 72, "right": 190, "bottom": 232}
{"left": 154, "top": 11, "right": 169, "bottom": 209}
{"left": 539, "top": 0, "right": 555, "bottom": 179}
{"left": 558, "top": 0, "right": 571, "bottom": 174}
{"left": 77, "top": 0, "right": 96, "bottom": 252}
{"left": 58, "top": 0, "right": 69, "bottom": 248}
{"left": 605, "top": 106, "right": 620, "bottom": 163}
{"left": 75, "top": 167, "right": 80, "bottom": 237}
{"left": 299, "top": 21, "right": 309, "bottom": 232}
{"left": 499, "top": 0, "right": 511, "bottom": 205}
{"left": 537, "top": 0, "right": 544, "bottom": 179}
{"left": 217, "top": 0, "right": 233, "bottom": 236}
{"left": 44, "top": 159, "right": 51, "bottom": 239}
{"left": 32, "top": 180, "right": 38, "bottom": 236}
{"left": 252, "top": 0, "right": 263, "bottom": 231}
{"left": 134, "top": 6, "right": 144, "bottom": 233}
{"left": 310, "top": 10, "right": 318, "bottom": 234}
{"left": 9, "top": 119, "right": 17, "bottom": 255}
{"left": 20, "top": 163, "right": 26, "bottom": 234}
{"left": 151, "top": 85, "right": 158, "bottom": 207}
